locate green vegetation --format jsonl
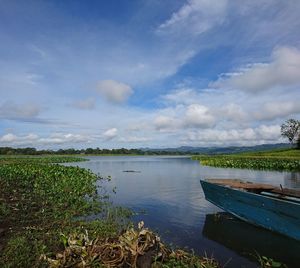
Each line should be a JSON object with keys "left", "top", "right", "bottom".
{"left": 0, "top": 156, "right": 220, "bottom": 267}
{"left": 0, "top": 156, "right": 288, "bottom": 267}
{"left": 0, "top": 156, "right": 129, "bottom": 267}
{"left": 0, "top": 155, "right": 88, "bottom": 163}
{"left": 238, "top": 148, "right": 300, "bottom": 157}
{"left": 193, "top": 149, "right": 300, "bottom": 171}
{"left": 256, "top": 254, "right": 287, "bottom": 268}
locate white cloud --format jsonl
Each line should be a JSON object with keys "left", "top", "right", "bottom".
{"left": 154, "top": 115, "right": 179, "bottom": 131}
{"left": 162, "top": 88, "right": 199, "bottom": 105}
{"left": 184, "top": 125, "right": 281, "bottom": 146}
{"left": 254, "top": 101, "right": 300, "bottom": 120}
{"left": 256, "top": 125, "right": 281, "bottom": 140}
{"left": 184, "top": 104, "right": 215, "bottom": 128}
{"left": 0, "top": 133, "right": 18, "bottom": 143}
{"left": 153, "top": 103, "right": 215, "bottom": 132}
{"left": 96, "top": 80, "right": 133, "bottom": 104}
{"left": 39, "top": 133, "right": 90, "bottom": 145}
{"left": 102, "top": 128, "right": 118, "bottom": 140}
{"left": 155, "top": 84, "right": 300, "bottom": 138}
{"left": 211, "top": 47, "right": 300, "bottom": 92}
{"left": 119, "top": 136, "right": 152, "bottom": 143}
{"left": 71, "top": 97, "right": 95, "bottom": 110}
{"left": 157, "top": 0, "right": 227, "bottom": 36}
{"left": 25, "top": 133, "right": 39, "bottom": 141}
{"left": 0, "top": 132, "right": 91, "bottom": 146}
{"left": 2, "top": 1, "right": 300, "bottom": 149}
{"left": 218, "top": 103, "right": 247, "bottom": 122}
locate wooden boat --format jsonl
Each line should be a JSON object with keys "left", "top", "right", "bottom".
{"left": 200, "top": 179, "right": 300, "bottom": 241}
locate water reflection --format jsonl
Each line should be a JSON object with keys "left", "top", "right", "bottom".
{"left": 203, "top": 213, "right": 300, "bottom": 267}
{"left": 65, "top": 156, "right": 300, "bottom": 267}
{"left": 284, "top": 172, "right": 300, "bottom": 189}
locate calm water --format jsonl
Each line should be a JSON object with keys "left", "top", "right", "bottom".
{"left": 66, "top": 156, "right": 300, "bottom": 267}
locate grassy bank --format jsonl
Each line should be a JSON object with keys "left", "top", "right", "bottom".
{"left": 192, "top": 149, "right": 300, "bottom": 171}
{"left": 0, "top": 156, "right": 130, "bottom": 267}
{"left": 0, "top": 156, "right": 221, "bottom": 268}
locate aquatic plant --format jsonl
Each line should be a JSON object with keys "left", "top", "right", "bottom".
{"left": 256, "top": 254, "right": 287, "bottom": 268}
{"left": 0, "top": 162, "right": 100, "bottom": 222}
{"left": 0, "top": 155, "right": 87, "bottom": 164}
{"left": 0, "top": 157, "right": 125, "bottom": 267}
{"left": 42, "top": 221, "right": 220, "bottom": 268}
{"left": 0, "top": 156, "right": 288, "bottom": 267}
{"left": 193, "top": 154, "right": 300, "bottom": 171}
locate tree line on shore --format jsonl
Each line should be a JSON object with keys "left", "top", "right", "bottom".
{"left": 0, "top": 119, "right": 298, "bottom": 156}
{"left": 0, "top": 147, "right": 187, "bottom": 156}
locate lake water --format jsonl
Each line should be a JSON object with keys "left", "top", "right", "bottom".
{"left": 66, "top": 156, "right": 300, "bottom": 267}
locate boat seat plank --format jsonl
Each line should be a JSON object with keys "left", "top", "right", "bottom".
{"left": 206, "top": 179, "right": 276, "bottom": 190}
{"left": 206, "top": 178, "right": 300, "bottom": 199}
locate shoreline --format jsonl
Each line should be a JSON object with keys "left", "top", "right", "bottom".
{"left": 0, "top": 155, "right": 290, "bottom": 267}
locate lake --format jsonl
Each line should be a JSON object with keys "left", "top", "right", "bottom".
{"left": 66, "top": 156, "right": 300, "bottom": 267}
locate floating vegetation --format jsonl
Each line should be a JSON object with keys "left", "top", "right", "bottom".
{"left": 0, "top": 157, "right": 124, "bottom": 267}
{"left": 42, "top": 221, "right": 219, "bottom": 268}
{"left": 0, "top": 156, "right": 289, "bottom": 267}
{"left": 193, "top": 155, "right": 300, "bottom": 171}
{"left": 0, "top": 155, "right": 88, "bottom": 164}
{"left": 0, "top": 161, "right": 100, "bottom": 223}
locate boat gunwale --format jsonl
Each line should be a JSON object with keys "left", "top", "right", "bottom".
{"left": 200, "top": 179, "right": 300, "bottom": 206}
{"left": 200, "top": 179, "right": 300, "bottom": 241}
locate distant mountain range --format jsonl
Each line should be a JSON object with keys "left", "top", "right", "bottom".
{"left": 141, "top": 143, "right": 291, "bottom": 154}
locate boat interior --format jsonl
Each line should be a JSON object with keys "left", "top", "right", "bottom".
{"left": 205, "top": 179, "right": 300, "bottom": 203}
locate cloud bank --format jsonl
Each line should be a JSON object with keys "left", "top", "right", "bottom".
{"left": 1, "top": 1, "right": 300, "bottom": 148}
{"left": 211, "top": 47, "right": 300, "bottom": 92}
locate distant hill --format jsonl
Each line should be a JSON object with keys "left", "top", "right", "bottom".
{"left": 141, "top": 143, "right": 291, "bottom": 155}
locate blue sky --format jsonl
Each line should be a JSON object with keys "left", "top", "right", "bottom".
{"left": 1, "top": 0, "right": 300, "bottom": 149}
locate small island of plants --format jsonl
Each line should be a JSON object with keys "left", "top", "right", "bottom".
{"left": 192, "top": 149, "right": 300, "bottom": 171}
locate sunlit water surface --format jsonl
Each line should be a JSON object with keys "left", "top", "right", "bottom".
{"left": 65, "top": 156, "right": 300, "bottom": 267}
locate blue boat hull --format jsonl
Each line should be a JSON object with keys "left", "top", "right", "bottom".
{"left": 200, "top": 180, "right": 300, "bottom": 241}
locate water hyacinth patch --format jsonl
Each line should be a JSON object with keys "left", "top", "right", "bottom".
{"left": 0, "top": 156, "right": 124, "bottom": 267}
{"left": 0, "top": 156, "right": 289, "bottom": 267}
{"left": 193, "top": 151, "right": 300, "bottom": 172}
{"left": 0, "top": 155, "right": 88, "bottom": 164}
{"left": 0, "top": 162, "right": 100, "bottom": 222}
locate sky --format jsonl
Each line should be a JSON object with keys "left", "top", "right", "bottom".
{"left": 0, "top": 0, "right": 300, "bottom": 149}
